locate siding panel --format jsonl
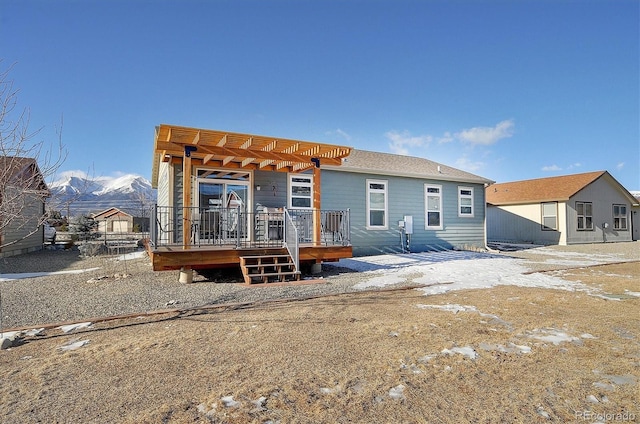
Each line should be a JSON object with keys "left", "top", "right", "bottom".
{"left": 0, "top": 191, "right": 45, "bottom": 257}
{"left": 487, "top": 203, "right": 563, "bottom": 245}
{"left": 322, "top": 170, "right": 487, "bottom": 256}
{"left": 566, "top": 177, "right": 633, "bottom": 244}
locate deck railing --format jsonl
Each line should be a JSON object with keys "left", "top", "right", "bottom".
{"left": 150, "top": 205, "right": 350, "bottom": 250}
{"left": 283, "top": 209, "right": 299, "bottom": 272}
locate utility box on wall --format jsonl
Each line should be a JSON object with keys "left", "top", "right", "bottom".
{"left": 403, "top": 215, "right": 413, "bottom": 234}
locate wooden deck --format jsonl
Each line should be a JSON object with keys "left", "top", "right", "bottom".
{"left": 148, "top": 243, "right": 353, "bottom": 271}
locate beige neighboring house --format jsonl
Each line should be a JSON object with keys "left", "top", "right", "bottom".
{"left": 92, "top": 207, "right": 134, "bottom": 233}
{"left": 486, "top": 171, "right": 639, "bottom": 246}
{"left": 632, "top": 191, "right": 640, "bottom": 242}
{"left": 0, "top": 156, "right": 50, "bottom": 257}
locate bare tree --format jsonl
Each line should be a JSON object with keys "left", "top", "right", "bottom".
{"left": 0, "top": 63, "right": 66, "bottom": 250}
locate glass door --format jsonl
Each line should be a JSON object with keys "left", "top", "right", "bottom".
{"left": 197, "top": 180, "right": 249, "bottom": 243}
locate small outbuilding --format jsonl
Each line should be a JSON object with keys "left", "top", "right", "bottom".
{"left": 91, "top": 207, "right": 134, "bottom": 233}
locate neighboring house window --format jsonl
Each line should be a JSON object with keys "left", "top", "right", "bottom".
{"left": 425, "top": 184, "right": 443, "bottom": 229}
{"left": 576, "top": 201, "right": 593, "bottom": 231}
{"left": 613, "top": 204, "right": 628, "bottom": 230}
{"left": 366, "top": 179, "right": 388, "bottom": 229}
{"left": 541, "top": 202, "right": 558, "bottom": 231}
{"left": 289, "top": 174, "right": 313, "bottom": 209}
{"left": 458, "top": 187, "right": 474, "bottom": 217}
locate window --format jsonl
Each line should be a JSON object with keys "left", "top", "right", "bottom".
{"left": 425, "top": 184, "right": 443, "bottom": 229}
{"left": 613, "top": 204, "right": 628, "bottom": 230}
{"left": 366, "top": 179, "right": 387, "bottom": 229}
{"left": 458, "top": 187, "right": 474, "bottom": 217}
{"left": 541, "top": 202, "right": 558, "bottom": 231}
{"left": 197, "top": 169, "right": 250, "bottom": 181}
{"left": 576, "top": 201, "right": 593, "bottom": 231}
{"left": 289, "top": 174, "right": 313, "bottom": 209}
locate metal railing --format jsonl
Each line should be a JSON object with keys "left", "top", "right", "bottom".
{"left": 150, "top": 205, "right": 350, "bottom": 250}
{"left": 283, "top": 209, "right": 299, "bottom": 273}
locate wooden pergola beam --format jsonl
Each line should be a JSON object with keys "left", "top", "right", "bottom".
{"left": 155, "top": 141, "right": 343, "bottom": 167}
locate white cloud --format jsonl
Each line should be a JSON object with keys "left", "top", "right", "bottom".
{"left": 55, "top": 169, "right": 92, "bottom": 180}
{"left": 617, "top": 162, "right": 625, "bottom": 170}
{"left": 437, "top": 132, "right": 454, "bottom": 144}
{"left": 326, "top": 128, "right": 352, "bottom": 142}
{"left": 455, "top": 120, "right": 515, "bottom": 146}
{"left": 385, "top": 130, "right": 433, "bottom": 155}
{"left": 542, "top": 165, "right": 562, "bottom": 172}
{"left": 455, "top": 156, "right": 485, "bottom": 173}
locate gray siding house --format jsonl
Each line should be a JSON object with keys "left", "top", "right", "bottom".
{"left": 0, "top": 157, "right": 50, "bottom": 258}
{"left": 320, "top": 150, "right": 494, "bottom": 256}
{"left": 148, "top": 125, "right": 494, "bottom": 279}
{"left": 486, "top": 171, "right": 639, "bottom": 245}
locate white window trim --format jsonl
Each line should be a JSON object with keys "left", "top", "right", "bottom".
{"left": 425, "top": 184, "right": 443, "bottom": 230}
{"left": 458, "top": 186, "right": 474, "bottom": 218}
{"left": 366, "top": 179, "right": 388, "bottom": 230}
{"left": 288, "top": 174, "right": 313, "bottom": 209}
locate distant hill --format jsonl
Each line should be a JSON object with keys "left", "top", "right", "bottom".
{"left": 49, "top": 173, "right": 156, "bottom": 217}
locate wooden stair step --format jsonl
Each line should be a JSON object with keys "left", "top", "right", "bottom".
{"left": 243, "top": 262, "right": 294, "bottom": 269}
{"left": 241, "top": 254, "right": 291, "bottom": 260}
{"left": 239, "top": 250, "right": 299, "bottom": 284}
{"left": 248, "top": 271, "right": 301, "bottom": 284}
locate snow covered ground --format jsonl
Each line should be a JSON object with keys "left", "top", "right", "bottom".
{"left": 335, "top": 248, "right": 636, "bottom": 297}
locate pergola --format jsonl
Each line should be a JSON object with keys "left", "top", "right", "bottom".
{"left": 152, "top": 124, "right": 353, "bottom": 247}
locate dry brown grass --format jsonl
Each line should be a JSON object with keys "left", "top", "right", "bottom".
{"left": 1, "top": 263, "right": 638, "bottom": 423}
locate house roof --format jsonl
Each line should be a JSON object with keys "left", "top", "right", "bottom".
{"left": 152, "top": 124, "right": 352, "bottom": 187}
{"left": 486, "top": 171, "right": 638, "bottom": 205}
{"left": 323, "top": 149, "right": 494, "bottom": 184}
{"left": 0, "top": 156, "right": 49, "bottom": 193}
{"left": 92, "top": 207, "right": 132, "bottom": 219}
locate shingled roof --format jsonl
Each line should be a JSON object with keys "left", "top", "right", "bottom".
{"left": 485, "top": 171, "right": 635, "bottom": 205}
{"left": 324, "top": 149, "right": 494, "bottom": 184}
{"left": 0, "top": 156, "right": 49, "bottom": 193}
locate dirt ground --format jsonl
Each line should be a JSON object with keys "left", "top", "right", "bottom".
{"left": 1, "top": 259, "right": 638, "bottom": 423}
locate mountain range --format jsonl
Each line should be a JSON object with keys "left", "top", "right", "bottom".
{"left": 49, "top": 173, "right": 156, "bottom": 217}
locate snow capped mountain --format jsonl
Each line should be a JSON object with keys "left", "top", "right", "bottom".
{"left": 93, "top": 174, "right": 152, "bottom": 196}
{"left": 49, "top": 175, "right": 98, "bottom": 195}
{"left": 49, "top": 172, "right": 155, "bottom": 216}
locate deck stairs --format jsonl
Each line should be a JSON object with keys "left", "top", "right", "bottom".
{"left": 239, "top": 248, "right": 301, "bottom": 284}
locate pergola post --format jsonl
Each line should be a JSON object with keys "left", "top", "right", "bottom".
{"left": 182, "top": 146, "right": 195, "bottom": 249}
{"left": 312, "top": 158, "right": 322, "bottom": 247}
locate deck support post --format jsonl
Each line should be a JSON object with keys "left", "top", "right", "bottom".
{"left": 179, "top": 266, "right": 193, "bottom": 284}
{"left": 310, "top": 262, "right": 322, "bottom": 274}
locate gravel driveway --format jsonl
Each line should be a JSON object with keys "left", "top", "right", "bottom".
{"left": 1, "top": 242, "right": 638, "bottom": 330}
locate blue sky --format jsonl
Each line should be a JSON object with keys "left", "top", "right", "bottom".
{"left": 1, "top": 0, "right": 638, "bottom": 190}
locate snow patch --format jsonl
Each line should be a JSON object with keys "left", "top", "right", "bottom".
{"left": 58, "top": 339, "right": 90, "bottom": 351}
{"left": 527, "top": 328, "right": 579, "bottom": 345}
{"left": 388, "top": 384, "right": 405, "bottom": 400}
{"left": 442, "top": 346, "right": 478, "bottom": 360}
{"left": 58, "top": 322, "right": 93, "bottom": 333}
{"left": 0, "top": 267, "right": 102, "bottom": 282}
